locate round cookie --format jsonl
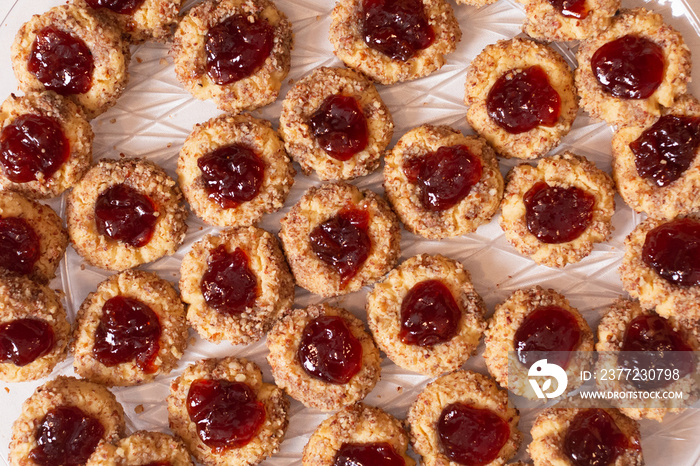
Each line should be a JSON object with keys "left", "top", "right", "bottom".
{"left": 177, "top": 114, "right": 294, "bottom": 227}
{"left": 67, "top": 157, "right": 188, "bottom": 271}
{"left": 9, "top": 376, "right": 126, "bottom": 466}
{"left": 484, "top": 286, "right": 594, "bottom": 400}
{"left": 383, "top": 124, "right": 503, "bottom": 239}
{"left": 11, "top": 4, "right": 130, "bottom": 119}
{"left": 167, "top": 357, "right": 289, "bottom": 466}
{"left": 464, "top": 38, "right": 578, "bottom": 159}
{"left": 266, "top": 304, "right": 382, "bottom": 411}
{"left": 279, "top": 182, "right": 401, "bottom": 297}
{"left": 72, "top": 269, "right": 188, "bottom": 386}
{"left": 180, "top": 226, "right": 294, "bottom": 345}
{"left": 329, "top": 0, "right": 461, "bottom": 84}
{"left": 279, "top": 67, "right": 393, "bottom": 181}
{"left": 302, "top": 403, "right": 415, "bottom": 466}
{"left": 86, "top": 431, "right": 193, "bottom": 465}
{"left": 517, "top": 0, "right": 620, "bottom": 41}
{"left": 0, "top": 272, "right": 70, "bottom": 382}
{"left": 407, "top": 370, "right": 522, "bottom": 466}
{"left": 171, "top": 0, "right": 292, "bottom": 114}
{"left": 0, "top": 91, "right": 93, "bottom": 199}
{"left": 499, "top": 153, "right": 615, "bottom": 267}
{"left": 575, "top": 8, "right": 691, "bottom": 128}
{"left": 366, "top": 254, "right": 486, "bottom": 376}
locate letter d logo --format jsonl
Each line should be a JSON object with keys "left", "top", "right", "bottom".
{"left": 528, "top": 359, "right": 568, "bottom": 399}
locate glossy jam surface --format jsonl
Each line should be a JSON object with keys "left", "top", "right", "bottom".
{"left": 523, "top": 181, "right": 596, "bottom": 244}
{"left": 0, "top": 114, "right": 70, "bottom": 183}
{"left": 0, "top": 318, "right": 55, "bottom": 366}
{"left": 29, "top": 406, "right": 105, "bottom": 466}
{"left": 403, "top": 144, "right": 483, "bottom": 211}
{"left": 0, "top": 217, "right": 41, "bottom": 276}
{"left": 630, "top": 114, "right": 700, "bottom": 187}
{"left": 297, "top": 315, "right": 363, "bottom": 384}
{"left": 186, "top": 378, "right": 266, "bottom": 451}
{"left": 143, "top": 462, "right": 170, "bottom": 466}
{"left": 333, "top": 442, "right": 406, "bottom": 466}
{"left": 309, "top": 95, "right": 369, "bottom": 161}
{"left": 514, "top": 305, "right": 581, "bottom": 369}
{"left": 487, "top": 66, "right": 562, "bottom": 134}
{"left": 361, "top": 0, "right": 435, "bottom": 61}
{"left": 205, "top": 14, "right": 274, "bottom": 85}
{"left": 94, "top": 184, "right": 158, "bottom": 247}
{"left": 548, "top": 0, "right": 588, "bottom": 18}
{"left": 591, "top": 35, "right": 665, "bottom": 100}
{"left": 437, "top": 403, "right": 510, "bottom": 466}
{"left": 399, "top": 279, "right": 461, "bottom": 347}
{"left": 200, "top": 245, "right": 258, "bottom": 315}
{"left": 563, "top": 409, "right": 632, "bottom": 466}
{"left": 28, "top": 26, "right": 94, "bottom": 95}
{"left": 85, "top": 0, "right": 146, "bottom": 14}
{"left": 197, "top": 144, "right": 265, "bottom": 209}
{"left": 642, "top": 217, "right": 700, "bottom": 287}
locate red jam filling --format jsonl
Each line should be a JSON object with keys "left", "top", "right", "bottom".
{"left": 548, "top": 0, "right": 588, "bottom": 19}
{"left": 297, "top": 315, "right": 363, "bottom": 384}
{"left": 200, "top": 245, "right": 258, "bottom": 315}
{"left": 630, "top": 114, "right": 700, "bottom": 187}
{"left": 92, "top": 296, "right": 162, "bottom": 372}
{"left": 486, "top": 66, "right": 561, "bottom": 134}
{"left": 437, "top": 403, "right": 510, "bottom": 466}
{"left": 94, "top": 183, "right": 158, "bottom": 248}
{"left": 186, "top": 378, "right": 266, "bottom": 451}
{"left": 205, "top": 14, "right": 274, "bottom": 85}
{"left": 361, "top": 0, "right": 435, "bottom": 62}
{"left": 523, "top": 181, "right": 596, "bottom": 244}
{"left": 399, "top": 279, "right": 461, "bottom": 347}
{"left": 333, "top": 442, "right": 406, "bottom": 466}
{"left": 29, "top": 406, "right": 105, "bottom": 466}
{"left": 197, "top": 144, "right": 265, "bottom": 209}
{"left": 0, "top": 114, "right": 70, "bottom": 183}
{"left": 403, "top": 144, "right": 483, "bottom": 212}
{"left": 28, "top": 26, "right": 94, "bottom": 95}
{"left": 591, "top": 35, "right": 665, "bottom": 100}
{"left": 85, "top": 0, "right": 146, "bottom": 14}
{"left": 143, "top": 462, "right": 170, "bottom": 466}
{"left": 642, "top": 217, "right": 700, "bottom": 287}
{"left": 0, "top": 318, "right": 55, "bottom": 366}
{"left": 563, "top": 409, "right": 634, "bottom": 466}
{"left": 309, "top": 95, "right": 369, "bottom": 161}
{"left": 514, "top": 305, "right": 581, "bottom": 369}
{"left": 0, "top": 217, "right": 41, "bottom": 276}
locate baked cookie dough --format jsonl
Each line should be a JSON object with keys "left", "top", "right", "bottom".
{"left": 167, "top": 357, "right": 288, "bottom": 466}
{"left": 464, "top": 38, "right": 578, "bottom": 159}
{"left": 517, "top": 0, "right": 620, "bottom": 41}
{"left": 67, "top": 157, "right": 188, "bottom": 271}
{"left": 329, "top": 0, "right": 461, "bottom": 84}
{"left": 279, "top": 182, "right": 401, "bottom": 297}
{"left": 366, "top": 254, "right": 486, "bottom": 376}
{"left": 86, "top": 431, "right": 193, "bottom": 466}
{"left": 177, "top": 114, "right": 294, "bottom": 227}
{"left": 407, "top": 370, "right": 521, "bottom": 466}
{"left": 180, "top": 226, "right": 294, "bottom": 345}
{"left": 9, "top": 376, "right": 125, "bottom": 466}
{"left": 302, "top": 403, "right": 415, "bottom": 466}
{"left": 575, "top": 8, "right": 691, "bottom": 128}
{"left": 0, "top": 91, "right": 93, "bottom": 199}
{"left": 171, "top": 0, "right": 292, "bottom": 114}
{"left": 279, "top": 67, "right": 393, "bottom": 181}
{"left": 500, "top": 153, "right": 615, "bottom": 267}
{"left": 11, "top": 4, "right": 130, "bottom": 119}
{"left": 383, "top": 125, "right": 503, "bottom": 239}
{"left": 266, "top": 304, "right": 381, "bottom": 411}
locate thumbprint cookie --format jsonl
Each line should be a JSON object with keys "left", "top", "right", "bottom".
{"left": 86, "top": 431, "right": 194, "bottom": 465}
{"left": 517, "top": 0, "right": 620, "bottom": 42}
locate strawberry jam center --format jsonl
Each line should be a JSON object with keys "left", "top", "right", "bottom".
{"left": 399, "top": 279, "right": 461, "bottom": 347}
{"left": 143, "top": 462, "right": 170, "bottom": 466}
{"left": 0, "top": 318, "right": 55, "bottom": 366}
{"left": 0, "top": 217, "right": 41, "bottom": 276}
{"left": 309, "top": 95, "right": 369, "bottom": 161}
{"left": 197, "top": 144, "right": 265, "bottom": 209}
{"left": 333, "top": 442, "right": 406, "bottom": 466}
{"left": 514, "top": 305, "right": 581, "bottom": 369}
{"left": 591, "top": 34, "right": 665, "bottom": 100}
{"left": 85, "top": 0, "right": 146, "bottom": 14}
{"left": 0, "top": 114, "right": 70, "bottom": 183}
{"left": 200, "top": 245, "right": 258, "bottom": 315}
{"left": 361, "top": 0, "right": 435, "bottom": 61}
{"left": 486, "top": 66, "right": 561, "bottom": 134}
{"left": 403, "top": 144, "right": 483, "bottom": 212}
{"left": 548, "top": 0, "right": 588, "bottom": 19}
{"left": 642, "top": 217, "right": 700, "bottom": 287}
{"left": 94, "top": 184, "right": 158, "bottom": 248}
{"left": 563, "top": 409, "right": 633, "bottom": 466}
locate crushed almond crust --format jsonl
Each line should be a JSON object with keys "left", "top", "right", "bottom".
{"left": 167, "top": 357, "right": 289, "bottom": 466}
{"left": 464, "top": 38, "right": 578, "bottom": 160}
{"left": 517, "top": 0, "right": 620, "bottom": 41}
{"left": 0, "top": 91, "right": 93, "bottom": 199}
{"left": 279, "top": 67, "right": 394, "bottom": 181}
{"left": 171, "top": 0, "right": 292, "bottom": 114}
{"left": 575, "top": 8, "right": 691, "bottom": 128}
{"left": 266, "top": 304, "right": 382, "bottom": 411}
{"left": 86, "top": 431, "right": 194, "bottom": 466}
{"left": 180, "top": 226, "right": 294, "bottom": 344}
{"left": 383, "top": 125, "right": 503, "bottom": 239}
{"left": 499, "top": 153, "right": 615, "bottom": 267}
{"left": 177, "top": 114, "right": 295, "bottom": 227}
{"left": 67, "top": 157, "right": 188, "bottom": 271}
{"left": 366, "top": 254, "right": 486, "bottom": 376}
{"left": 407, "top": 370, "right": 522, "bottom": 466}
